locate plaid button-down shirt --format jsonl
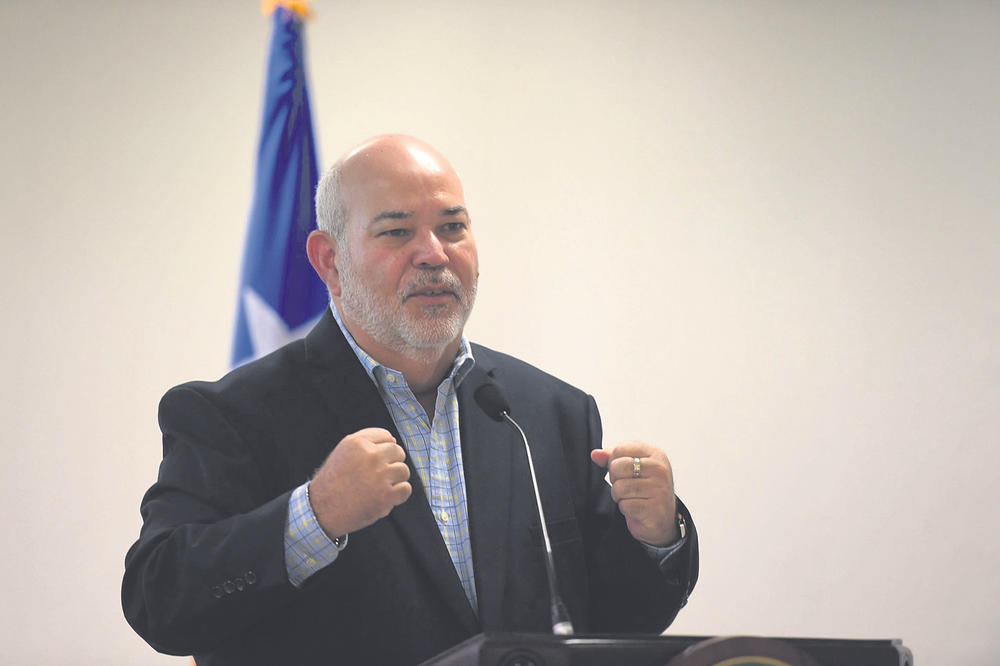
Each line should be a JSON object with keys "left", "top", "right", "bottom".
{"left": 285, "top": 306, "right": 479, "bottom": 612}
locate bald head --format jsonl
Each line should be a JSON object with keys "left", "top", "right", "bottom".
{"left": 315, "top": 134, "right": 465, "bottom": 245}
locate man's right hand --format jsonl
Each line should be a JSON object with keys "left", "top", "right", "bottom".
{"left": 308, "top": 427, "right": 412, "bottom": 538}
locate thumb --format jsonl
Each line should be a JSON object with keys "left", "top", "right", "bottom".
{"left": 590, "top": 448, "right": 611, "bottom": 468}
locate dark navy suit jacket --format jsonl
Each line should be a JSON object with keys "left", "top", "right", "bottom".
{"left": 122, "top": 310, "right": 698, "bottom": 666}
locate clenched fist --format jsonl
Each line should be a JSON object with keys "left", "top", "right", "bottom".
{"left": 591, "top": 442, "right": 678, "bottom": 547}
{"left": 308, "top": 427, "right": 412, "bottom": 538}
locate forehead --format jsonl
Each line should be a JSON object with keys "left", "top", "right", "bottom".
{"left": 340, "top": 144, "right": 466, "bottom": 228}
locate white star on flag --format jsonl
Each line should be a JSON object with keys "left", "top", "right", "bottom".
{"left": 241, "top": 286, "right": 322, "bottom": 364}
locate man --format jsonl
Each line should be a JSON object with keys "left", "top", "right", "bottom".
{"left": 122, "top": 135, "right": 698, "bottom": 666}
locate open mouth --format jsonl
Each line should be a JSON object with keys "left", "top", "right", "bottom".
{"left": 405, "top": 277, "right": 461, "bottom": 302}
{"left": 408, "top": 288, "right": 456, "bottom": 303}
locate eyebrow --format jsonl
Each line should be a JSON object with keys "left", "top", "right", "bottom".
{"left": 371, "top": 210, "right": 414, "bottom": 224}
{"left": 370, "top": 206, "right": 468, "bottom": 224}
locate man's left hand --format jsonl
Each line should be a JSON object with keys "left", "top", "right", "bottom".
{"left": 591, "top": 442, "right": 678, "bottom": 547}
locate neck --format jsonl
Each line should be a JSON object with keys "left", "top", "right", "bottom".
{"left": 387, "top": 342, "right": 461, "bottom": 395}
{"left": 340, "top": 316, "right": 461, "bottom": 396}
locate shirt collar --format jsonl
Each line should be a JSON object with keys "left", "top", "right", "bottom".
{"left": 329, "top": 303, "right": 476, "bottom": 388}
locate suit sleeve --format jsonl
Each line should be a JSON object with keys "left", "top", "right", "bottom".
{"left": 581, "top": 394, "right": 699, "bottom": 633}
{"left": 121, "top": 385, "right": 301, "bottom": 656}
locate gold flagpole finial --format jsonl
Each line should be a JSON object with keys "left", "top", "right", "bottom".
{"left": 262, "top": 0, "right": 312, "bottom": 19}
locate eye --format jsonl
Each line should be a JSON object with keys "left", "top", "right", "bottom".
{"left": 442, "top": 222, "right": 468, "bottom": 235}
{"left": 380, "top": 228, "right": 410, "bottom": 238}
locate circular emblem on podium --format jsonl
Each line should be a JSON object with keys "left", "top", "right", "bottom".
{"left": 498, "top": 648, "right": 545, "bottom": 666}
{"left": 665, "top": 636, "right": 822, "bottom": 666}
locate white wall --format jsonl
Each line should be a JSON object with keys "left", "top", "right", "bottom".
{"left": 1, "top": 1, "right": 997, "bottom": 664}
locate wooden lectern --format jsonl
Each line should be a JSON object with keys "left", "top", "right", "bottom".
{"left": 419, "top": 633, "right": 913, "bottom": 666}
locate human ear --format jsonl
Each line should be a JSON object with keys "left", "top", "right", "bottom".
{"left": 306, "top": 230, "right": 342, "bottom": 297}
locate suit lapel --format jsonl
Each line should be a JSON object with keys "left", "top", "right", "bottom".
{"left": 386, "top": 480, "right": 481, "bottom": 635}
{"left": 303, "top": 311, "right": 480, "bottom": 635}
{"left": 458, "top": 351, "right": 516, "bottom": 630}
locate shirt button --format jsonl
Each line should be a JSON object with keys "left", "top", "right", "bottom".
{"left": 306, "top": 557, "right": 318, "bottom": 568}
{"left": 440, "top": 511, "right": 450, "bottom": 523}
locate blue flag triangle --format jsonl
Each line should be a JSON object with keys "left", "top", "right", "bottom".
{"left": 231, "top": 7, "right": 328, "bottom": 368}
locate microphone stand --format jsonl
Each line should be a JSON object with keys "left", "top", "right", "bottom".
{"left": 500, "top": 411, "right": 575, "bottom": 636}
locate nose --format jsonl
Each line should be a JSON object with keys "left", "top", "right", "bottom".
{"left": 412, "top": 230, "right": 448, "bottom": 268}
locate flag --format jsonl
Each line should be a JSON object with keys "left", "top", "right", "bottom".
{"left": 231, "top": 1, "right": 327, "bottom": 368}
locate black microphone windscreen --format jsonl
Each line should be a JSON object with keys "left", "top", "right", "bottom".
{"left": 473, "top": 383, "right": 511, "bottom": 422}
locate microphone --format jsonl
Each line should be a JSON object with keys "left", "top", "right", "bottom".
{"left": 474, "top": 383, "right": 575, "bottom": 636}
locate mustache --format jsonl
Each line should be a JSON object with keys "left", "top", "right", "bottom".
{"left": 400, "top": 270, "right": 467, "bottom": 299}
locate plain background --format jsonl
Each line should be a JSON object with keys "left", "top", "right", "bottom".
{"left": 1, "top": 1, "right": 998, "bottom": 664}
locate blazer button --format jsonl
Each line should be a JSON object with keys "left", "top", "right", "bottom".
{"left": 245, "top": 571, "right": 257, "bottom": 585}
{"left": 223, "top": 581, "right": 235, "bottom": 595}
{"left": 235, "top": 577, "right": 245, "bottom": 591}
{"left": 211, "top": 587, "right": 223, "bottom": 599}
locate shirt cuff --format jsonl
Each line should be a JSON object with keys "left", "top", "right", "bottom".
{"left": 640, "top": 511, "right": 689, "bottom": 570}
{"left": 284, "top": 482, "right": 346, "bottom": 587}
{"left": 641, "top": 535, "right": 688, "bottom": 570}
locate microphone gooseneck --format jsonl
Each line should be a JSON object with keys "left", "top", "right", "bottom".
{"left": 473, "top": 383, "right": 575, "bottom": 636}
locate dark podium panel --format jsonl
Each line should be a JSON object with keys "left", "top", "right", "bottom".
{"left": 420, "top": 633, "right": 913, "bottom": 666}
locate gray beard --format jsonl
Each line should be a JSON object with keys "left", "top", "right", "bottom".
{"left": 338, "top": 257, "right": 477, "bottom": 360}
